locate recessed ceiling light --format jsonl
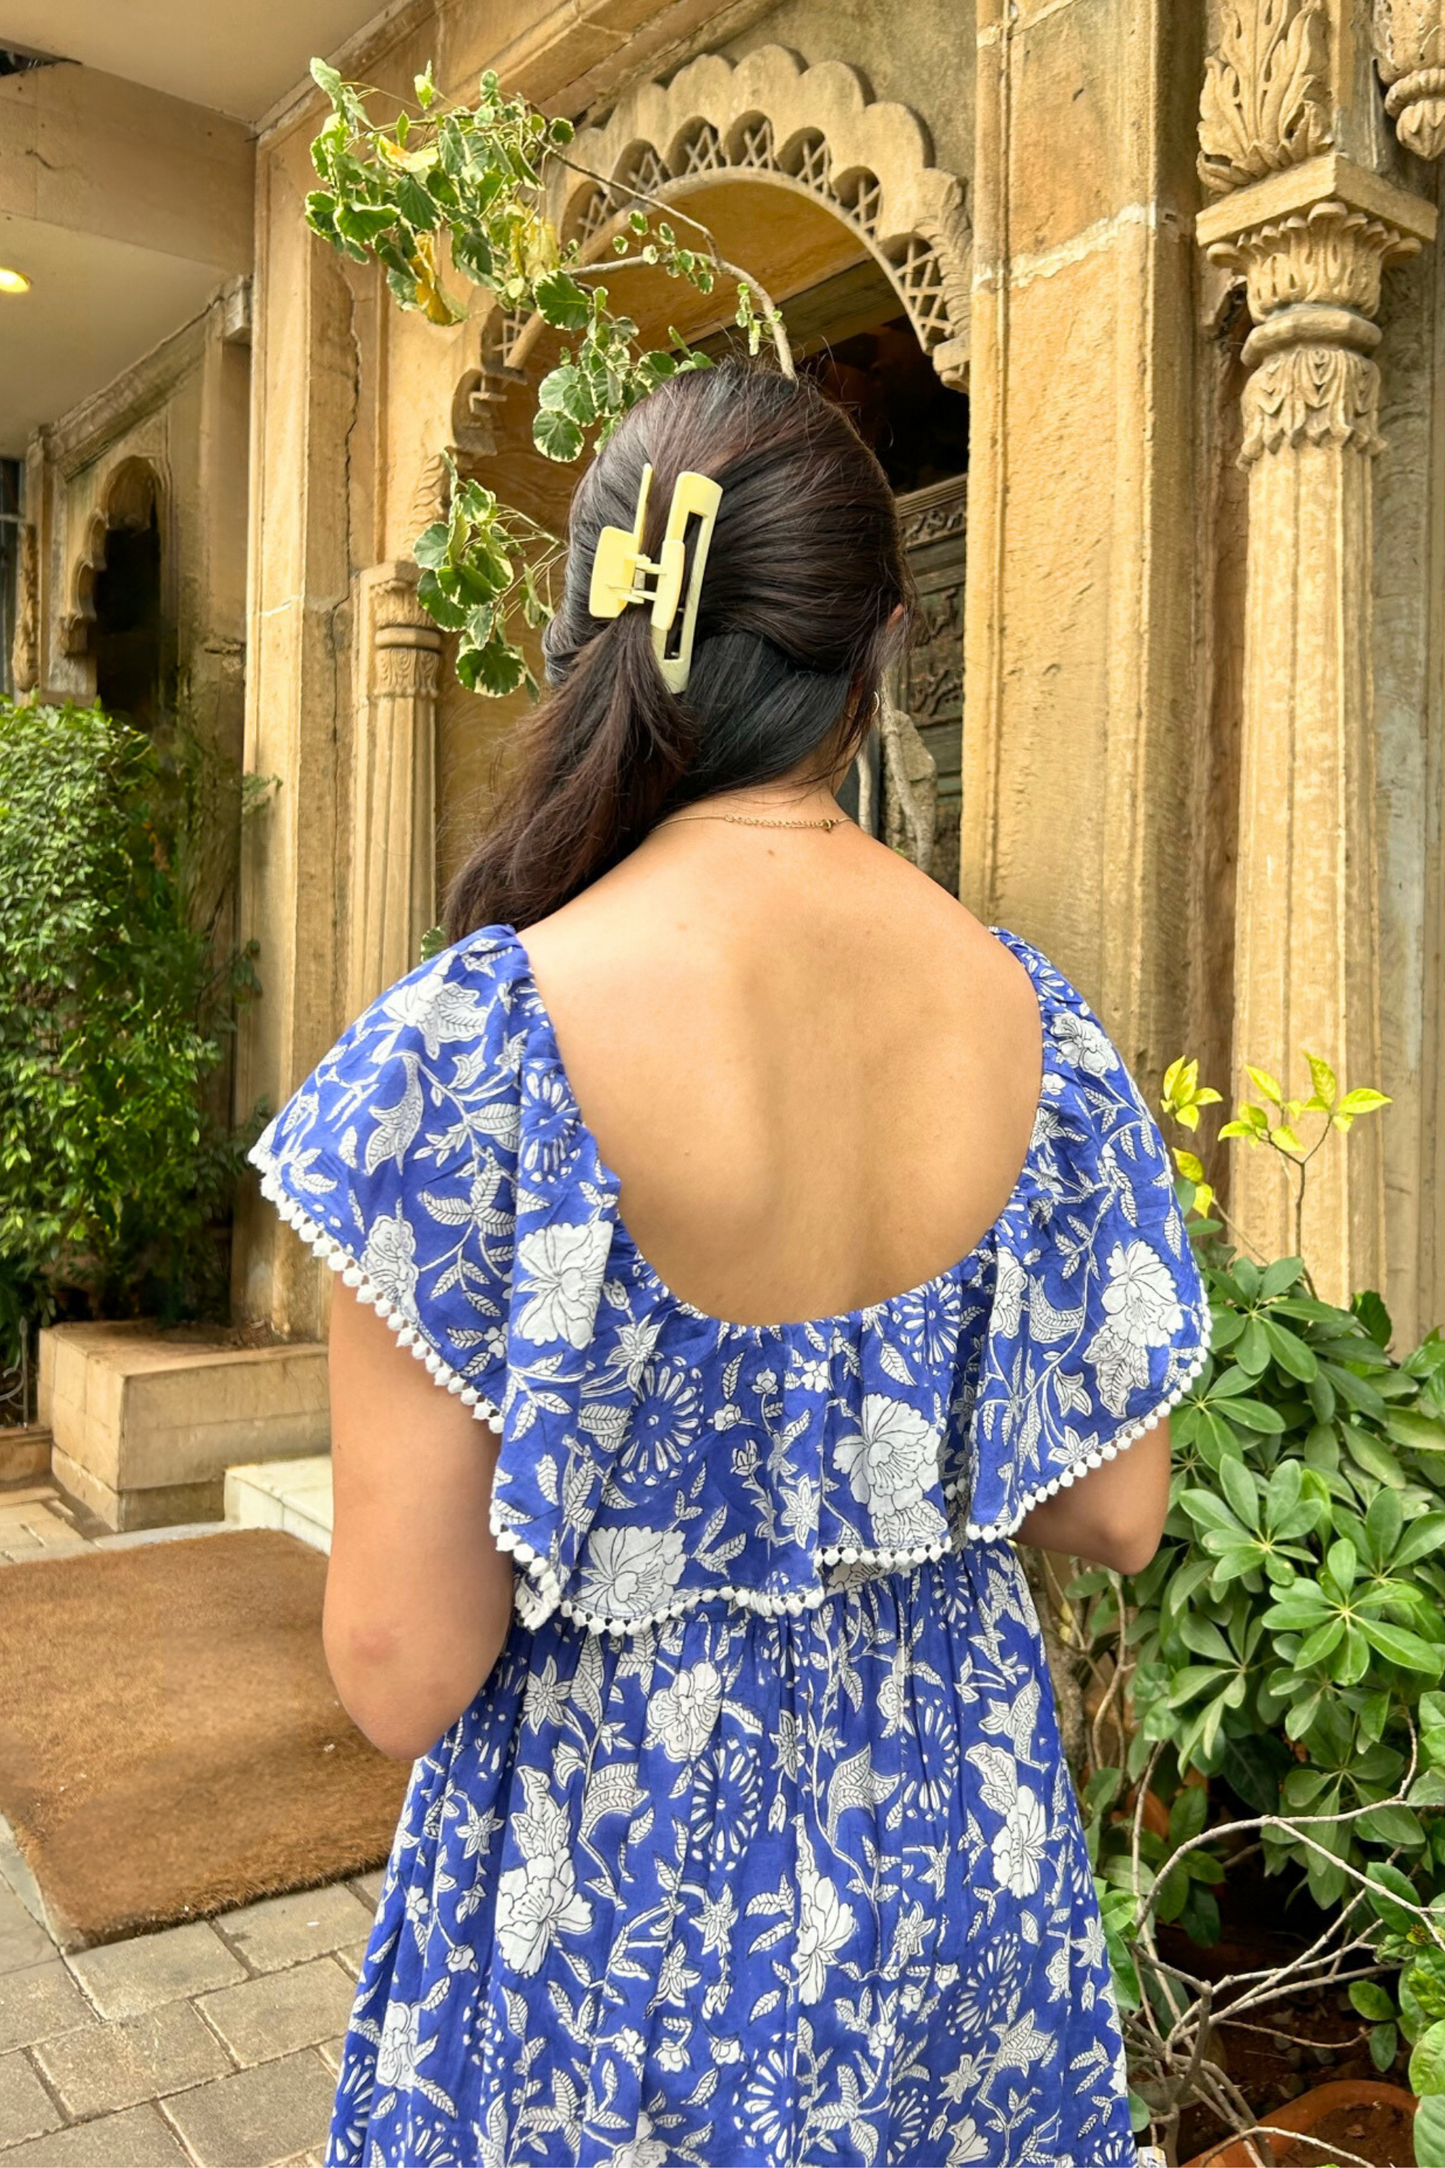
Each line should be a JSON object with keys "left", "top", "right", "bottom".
{"left": 0, "top": 266, "right": 30, "bottom": 295}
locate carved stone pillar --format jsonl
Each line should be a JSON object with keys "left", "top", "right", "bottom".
{"left": 348, "top": 563, "right": 444, "bottom": 1018}
{"left": 1196, "top": 155, "right": 1435, "bottom": 1294}
{"left": 10, "top": 523, "right": 37, "bottom": 696}
{"left": 1373, "top": 1, "right": 1445, "bottom": 158}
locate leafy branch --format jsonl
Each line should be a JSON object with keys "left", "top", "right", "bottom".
{"left": 305, "top": 58, "right": 792, "bottom": 694}
{"left": 1162, "top": 1049, "right": 1390, "bottom": 1276}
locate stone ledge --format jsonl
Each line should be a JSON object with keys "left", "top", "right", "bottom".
{"left": 39, "top": 1325, "right": 328, "bottom": 1534}
{"left": 0, "top": 1431, "right": 51, "bottom": 1487}
{"left": 224, "top": 1459, "right": 332, "bottom": 1555}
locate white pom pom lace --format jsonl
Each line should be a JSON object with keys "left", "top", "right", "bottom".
{"left": 258, "top": 1151, "right": 1211, "bottom": 1639}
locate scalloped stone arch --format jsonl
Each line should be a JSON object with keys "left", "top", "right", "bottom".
{"left": 538, "top": 46, "right": 970, "bottom": 387}
{"left": 61, "top": 454, "right": 167, "bottom": 663}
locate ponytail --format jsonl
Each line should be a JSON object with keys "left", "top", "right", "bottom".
{"left": 443, "top": 360, "right": 912, "bottom": 937}
{"left": 445, "top": 608, "right": 698, "bottom": 937}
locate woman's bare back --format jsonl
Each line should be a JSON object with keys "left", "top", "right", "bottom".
{"left": 518, "top": 812, "right": 1044, "bottom": 1328}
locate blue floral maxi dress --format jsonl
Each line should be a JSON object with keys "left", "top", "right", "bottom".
{"left": 250, "top": 926, "right": 1210, "bottom": 2168}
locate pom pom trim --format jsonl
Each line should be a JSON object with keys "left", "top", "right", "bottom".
{"left": 256, "top": 1150, "right": 1211, "bottom": 1640}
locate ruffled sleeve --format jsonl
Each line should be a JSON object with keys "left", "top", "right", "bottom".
{"left": 245, "top": 932, "right": 537, "bottom": 1420}
{"left": 965, "top": 935, "right": 1212, "bottom": 1542}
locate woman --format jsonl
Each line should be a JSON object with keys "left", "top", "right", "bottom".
{"left": 251, "top": 360, "right": 1209, "bottom": 2168}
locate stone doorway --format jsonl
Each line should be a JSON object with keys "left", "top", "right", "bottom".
{"left": 792, "top": 289, "right": 968, "bottom": 893}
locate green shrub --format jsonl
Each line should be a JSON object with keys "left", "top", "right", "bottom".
{"left": 1069, "top": 1050, "right": 1445, "bottom": 2154}
{"left": 0, "top": 701, "right": 264, "bottom": 1375}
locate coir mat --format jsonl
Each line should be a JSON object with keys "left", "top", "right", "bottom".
{"left": 0, "top": 1528, "right": 410, "bottom": 1946}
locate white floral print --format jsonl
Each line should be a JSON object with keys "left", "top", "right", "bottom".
{"left": 513, "top": 1220, "right": 612, "bottom": 1347}
{"left": 835, "top": 1393, "right": 942, "bottom": 1513}
{"left": 795, "top": 1840, "right": 858, "bottom": 2002}
{"left": 575, "top": 1524, "right": 686, "bottom": 1617}
{"left": 992, "top": 1784, "right": 1050, "bottom": 1897}
{"left": 249, "top": 924, "right": 1205, "bottom": 2168}
{"left": 495, "top": 1849, "right": 594, "bottom": 1975}
{"left": 645, "top": 1659, "right": 724, "bottom": 1760}
{"left": 358, "top": 1206, "right": 418, "bottom": 1315}
{"left": 1097, "top": 1237, "right": 1186, "bottom": 1347}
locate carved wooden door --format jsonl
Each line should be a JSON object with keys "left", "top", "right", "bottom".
{"left": 891, "top": 473, "right": 966, "bottom": 894}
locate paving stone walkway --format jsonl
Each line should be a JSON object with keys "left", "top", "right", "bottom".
{"left": 0, "top": 1483, "right": 371, "bottom": 2167}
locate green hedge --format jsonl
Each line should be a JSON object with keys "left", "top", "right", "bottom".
{"left": 0, "top": 701, "right": 263, "bottom": 1372}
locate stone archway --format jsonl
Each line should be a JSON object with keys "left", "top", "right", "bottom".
{"left": 59, "top": 456, "right": 169, "bottom": 721}
{"left": 490, "top": 47, "right": 970, "bottom": 392}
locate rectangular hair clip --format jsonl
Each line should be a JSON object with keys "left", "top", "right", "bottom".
{"left": 588, "top": 462, "right": 723, "bottom": 693}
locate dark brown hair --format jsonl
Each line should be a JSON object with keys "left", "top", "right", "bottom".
{"left": 444, "top": 358, "right": 914, "bottom": 937}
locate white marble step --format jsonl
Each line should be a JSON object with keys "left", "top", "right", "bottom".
{"left": 224, "top": 1454, "right": 332, "bottom": 1553}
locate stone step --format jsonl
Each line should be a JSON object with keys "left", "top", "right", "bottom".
{"left": 224, "top": 1458, "right": 332, "bottom": 1555}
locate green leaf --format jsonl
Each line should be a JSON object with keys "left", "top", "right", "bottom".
{"left": 1357, "top": 1803, "right": 1426, "bottom": 1848}
{"left": 1386, "top": 1409, "right": 1445, "bottom": 1453}
{"left": 1370, "top": 2019, "right": 1400, "bottom": 2072}
{"left": 1353, "top": 1288, "right": 1394, "bottom": 1348}
{"left": 1236, "top": 1317, "right": 1270, "bottom": 1375}
{"left": 534, "top": 269, "right": 592, "bottom": 330}
{"left": 456, "top": 632, "right": 528, "bottom": 697}
{"left": 1246, "top": 1065, "right": 1283, "bottom": 1106}
{"left": 1305, "top": 1052, "right": 1338, "bottom": 1110}
{"left": 1263, "top": 1317, "right": 1318, "bottom": 1380}
{"left": 413, "top": 520, "right": 451, "bottom": 571}
{"left": 1412, "top": 2019, "right": 1445, "bottom": 2097}
{"left": 1351, "top": 1981, "right": 1397, "bottom": 2023}
{"left": 1218, "top": 1453, "right": 1261, "bottom": 1530}
{"left": 1218, "top": 1396, "right": 1286, "bottom": 1435}
{"left": 1366, "top": 1485, "right": 1406, "bottom": 1564}
{"left": 1362, "top": 1618, "right": 1444, "bottom": 1673}
{"left": 334, "top": 202, "right": 398, "bottom": 246}
{"left": 1416, "top": 2091, "right": 1445, "bottom": 2166}
{"left": 1338, "top": 1086, "right": 1392, "bottom": 1117}
{"left": 1168, "top": 1782, "right": 1209, "bottom": 1847}
{"left": 450, "top": 227, "right": 496, "bottom": 284}
{"left": 1344, "top": 1424, "right": 1408, "bottom": 1485}
{"left": 531, "top": 406, "right": 586, "bottom": 462}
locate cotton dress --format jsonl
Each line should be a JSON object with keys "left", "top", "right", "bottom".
{"left": 249, "top": 924, "right": 1210, "bottom": 2168}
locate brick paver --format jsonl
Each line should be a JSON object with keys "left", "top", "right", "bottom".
{"left": 0, "top": 2105, "right": 191, "bottom": 2166}
{"left": 195, "top": 1960, "right": 356, "bottom": 2069}
{"left": 158, "top": 2052, "right": 338, "bottom": 2168}
{"left": 65, "top": 1926, "right": 246, "bottom": 2025}
{"left": 213, "top": 1890, "right": 373, "bottom": 1977}
{"left": 0, "top": 1478, "right": 381, "bottom": 2168}
{"left": 0, "top": 1967, "right": 94, "bottom": 2057}
{"left": 34, "top": 2003, "right": 231, "bottom": 2121}
{"left": 0, "top": 2055, "right": 60, "bottom": 2151}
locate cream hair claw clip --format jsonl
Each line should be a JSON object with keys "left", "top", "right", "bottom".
{"left": 588, "top": 462, "right": 723, "bottom": 693}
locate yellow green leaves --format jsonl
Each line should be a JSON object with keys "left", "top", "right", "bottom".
{"left": 1161, "top": 1057, "right": 1221, "bottom": 1133}
{"left": 1160, "top": 1046, "right": 1393, "bottom": 1240}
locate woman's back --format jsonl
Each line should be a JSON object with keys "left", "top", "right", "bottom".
{"left": 249, "top": 359, "right": 1207, "bottom": 2168}
{"left": 520, "top": 816, "right": 1044, "bottom": 1329}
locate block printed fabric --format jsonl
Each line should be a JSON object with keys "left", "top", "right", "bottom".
{"left": 249, "top": 925, "right": 1210, "bottom": 2168}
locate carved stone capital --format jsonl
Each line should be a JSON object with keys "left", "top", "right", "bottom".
{"left": 373, "top": 617, "right": 443, "bottom": 701}
{"left": 367, "top": 566, "right": 444, "bottom": 701}
{"left": 1196, "top": 156, "right": 1434, "bottom": 460}
{"left": 1206, "top": 196, "right": 1422, "bottom": 319}
{"left": 1239, "top": 341, "right": 1384, "bottom": 460}
{"left": 1373, "top": 1, "right": 1445, "bottom": 157}
{"left": 1198, "top": 0, "right": 1333, "bottom": 196}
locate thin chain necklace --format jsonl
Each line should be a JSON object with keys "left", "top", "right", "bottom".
{"left": 659, "top": 808, "right": 849, "bottom": 831}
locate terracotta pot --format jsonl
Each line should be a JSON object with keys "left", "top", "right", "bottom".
{"left": 1180, "top": 2077, "right": 1418, "bottom": 2167}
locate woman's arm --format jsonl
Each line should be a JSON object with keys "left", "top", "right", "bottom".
{"left": 1014, "top": 1419, "right": 1172, "bottom": 1575}
{"left": 323, "top": 1283, "right": 517, "bottom": 1760}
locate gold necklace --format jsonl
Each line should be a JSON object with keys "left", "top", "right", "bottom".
{"left": 659, "top": 810, "right": 849, "bottom": 831}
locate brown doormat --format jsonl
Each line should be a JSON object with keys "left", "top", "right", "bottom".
{"left": 0, "top": 1529, "right": 411, "bottom": 1947}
